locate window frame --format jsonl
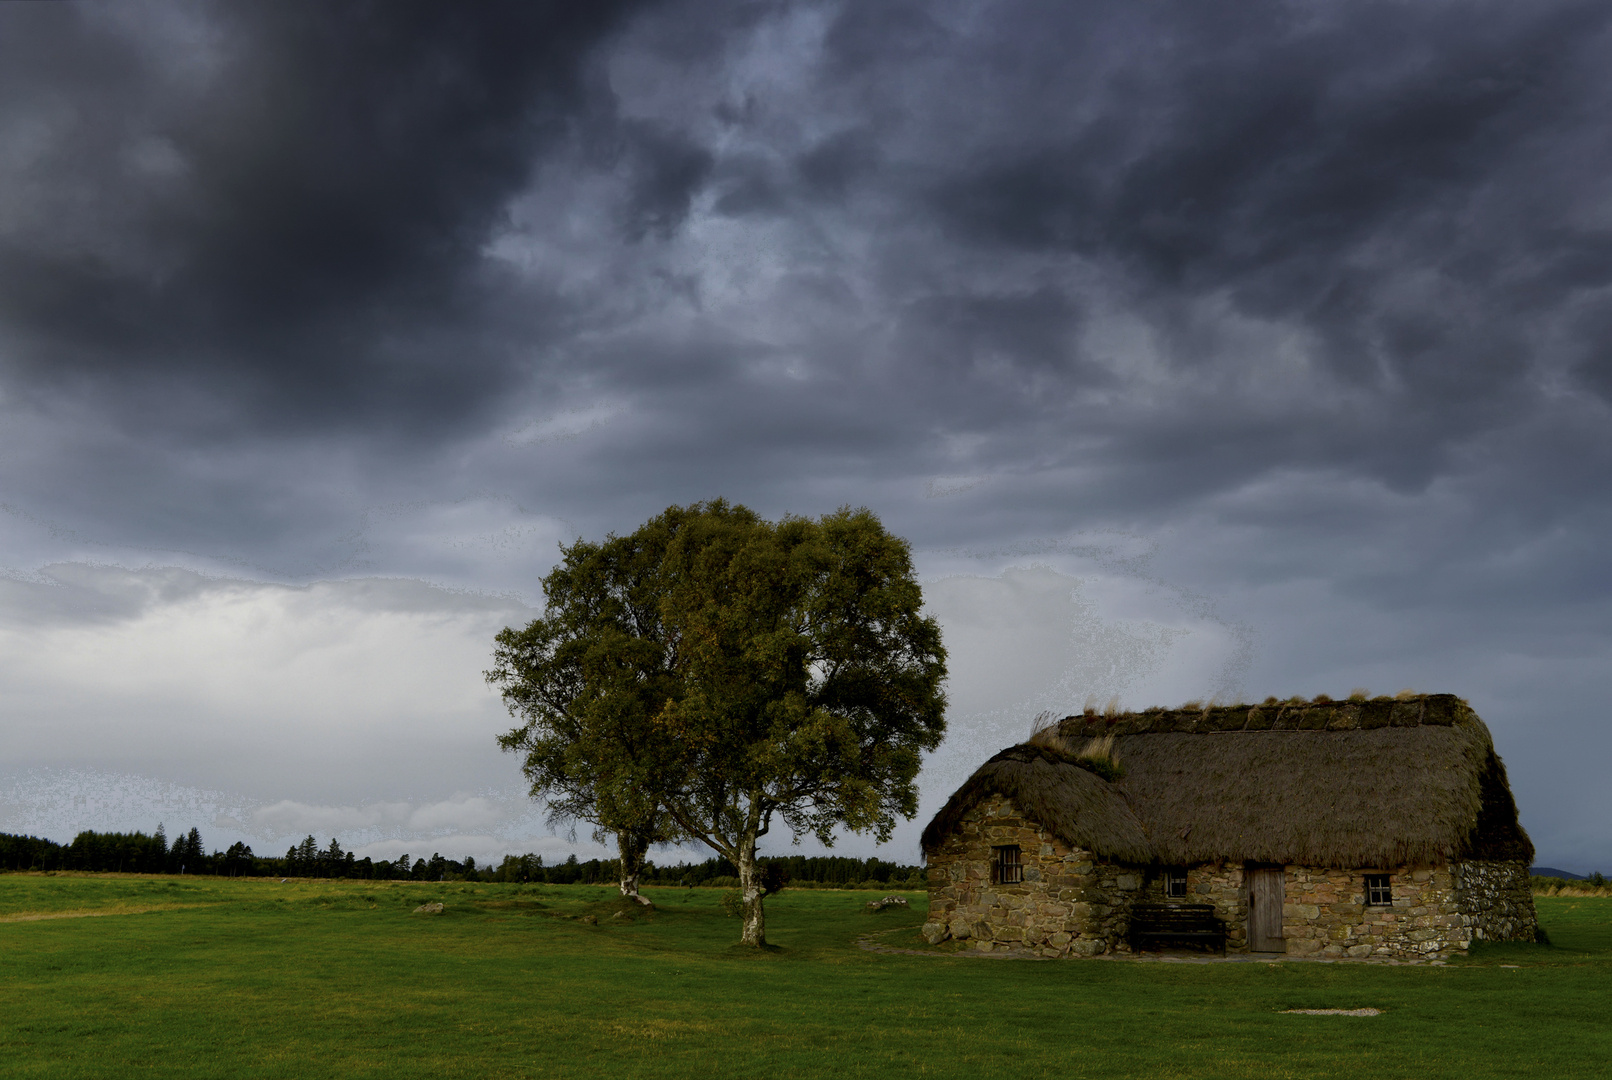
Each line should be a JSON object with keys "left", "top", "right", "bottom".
{"left": 1363, "top": 873, "right": 1393, "bottom": 907}
{"left": 992, "top": 844, "right": 1022, "bottom": 885}
{"left": 1164, "top": 867, "right": 1189, "bottom": 899}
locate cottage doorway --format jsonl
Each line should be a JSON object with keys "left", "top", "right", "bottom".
{"left": 1247, "top": 865, "right": 1286, "bottom": 952}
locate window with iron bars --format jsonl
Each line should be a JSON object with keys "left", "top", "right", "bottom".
{"left": 1364, "top": 874, "right": 1393, "bottom": 906}
{"left": 992, "top": 845, "right": 1022, "bottom": 885}
{"left": 1164, "top": 867, "right": 1189, "bottom": 899}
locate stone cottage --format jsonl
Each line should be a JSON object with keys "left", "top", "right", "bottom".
{"left": 921, "top": 694, "right": 1538, "bottom": 959}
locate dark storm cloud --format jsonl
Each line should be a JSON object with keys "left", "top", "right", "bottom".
{"left": 10, "top": 0, "right": 1612, "bottom": 870}
{"left": 0, "top": 0, "right": 660, "bottom": 436}
{"left": 0, "top": 0, "right": 1606, "bottom": 665}
{"left": 858, "top": 0, "right": 1612, "bottom": 440}
{"left": 931, "top": 4, "right": 1591, "bottom": 274}
{"left": 7, "top": 0, "right": 1609, "bottom": 516}
{"left": 677, "top": 0, "right": 1612, "bottom": 638}
{"left": 477, "top": 0, "right": 1612, "bottom": 709}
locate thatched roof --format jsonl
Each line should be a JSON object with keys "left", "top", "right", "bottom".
{"left": 923, "top": 695, "right": 1533, "bottom": 868}
{"left": 919, "top": 744, "right": 1155, "bottom": 863}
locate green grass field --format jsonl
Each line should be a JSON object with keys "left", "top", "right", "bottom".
{"left": 0, "top": 874, "right": 1605, "bottom": 1079}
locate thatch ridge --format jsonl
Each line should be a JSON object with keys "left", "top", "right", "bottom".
{"left": 920, "top": 745, "right": 1155, "bottom": 863}
{"left": 925, "top": 694, "right": 1533, "bottom": 869}
{"left": 1051, "top": 693, "right": 1478, "bottom": 739}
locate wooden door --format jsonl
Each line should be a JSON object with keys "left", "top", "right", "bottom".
{"left": 1247, "top": 865, "right": 1286, "bottom": 952}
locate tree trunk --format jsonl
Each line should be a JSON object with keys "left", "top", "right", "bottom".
{"left": 735, "top": 846, "right": 767, "bottom": 946}
{"left": 735, "top": 804, "right": 766, "bottom": 946}
{"left": 616, "top": 827, "right": 657, "bottom": 904}
{"left": 617, "top": 829, "right": 646, "bottom": 900}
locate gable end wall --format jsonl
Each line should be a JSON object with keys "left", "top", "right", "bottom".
{"left": 1454, "top": 860, "right": 1538, "bottom": 943}
{"left": 922, "top": 793, "right": 1140, "bottom": 956}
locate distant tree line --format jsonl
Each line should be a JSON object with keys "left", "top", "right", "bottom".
{"left": 0, "top": 825, "right": 209, "bottom": 875}
{"left": 0, "top": 828, "right": 470, "bottom": 880}
{"left": 0, "top": 828, "right": 925, "bottom": 888}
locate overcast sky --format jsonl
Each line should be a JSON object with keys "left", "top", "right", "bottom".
{"left": 2, "top": 0, "right": 1609, "bottom": 873}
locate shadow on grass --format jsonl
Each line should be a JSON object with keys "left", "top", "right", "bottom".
{"left": 721, "top": 941, "right": 787, "bottom": 958}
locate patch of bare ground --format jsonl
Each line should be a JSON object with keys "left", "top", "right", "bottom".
{"left": 0, "top": 903, "right": 212, "bottom": 923}
{"left": 1282, "top": 1008, "right": 1382, "bottom": 1016}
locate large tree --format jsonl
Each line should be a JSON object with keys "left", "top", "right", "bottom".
{"left": 487, "top": 514, "right": 687, "bottom": 899}
{"left": 489, "top": 501, "right": 948, "bottom": 944}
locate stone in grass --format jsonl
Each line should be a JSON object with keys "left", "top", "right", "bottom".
{"left": 866, "top": 896, "right": 910, "bottom": 912}
{"left": 413, "top": 902, "right": 444, "bottom": 915}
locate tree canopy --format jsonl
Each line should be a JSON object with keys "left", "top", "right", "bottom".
{"left": 488, "top": 511, "right": 686, "bottom": 898}
{"left": 488, "top": 500, "right": 948, "bottom": 944}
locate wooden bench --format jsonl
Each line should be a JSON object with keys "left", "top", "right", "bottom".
{"left": 1128, "top": 903, "right": 1227, "bottom": 954}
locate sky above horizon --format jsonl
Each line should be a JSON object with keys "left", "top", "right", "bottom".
{"left": 2, "top": 0, "right": 1610, "bottom": 873}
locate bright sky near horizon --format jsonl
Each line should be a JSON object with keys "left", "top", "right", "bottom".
{"left": 2, "top": 1, "right": 1610, "bottom": 873}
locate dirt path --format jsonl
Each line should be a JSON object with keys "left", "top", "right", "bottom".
{"left": 0, "top": 903, "right": 210, "bottom": 923}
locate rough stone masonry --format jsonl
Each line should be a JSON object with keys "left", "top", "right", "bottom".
{"left": 922, "top": 794, "right": 1537, "bottom": 959}
{"left": 923, "top": 793, "right": 1140, "bottom": 957}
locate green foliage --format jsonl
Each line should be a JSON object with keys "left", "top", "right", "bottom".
{"left": 1075, "top": 754, "right": 1126, "bottom": 782}
{"left": 489, "top": 500, "right": 947, "bottom": 944}
{"left": 0, "top": 832, "right": 69, "bottom": 871}
{"left": 487, "top": 505, "right": 696, "bottom": 886}
{"left": 644, "top": 502, "right": 947, "bottom": 837}
{"left": 63, "top": 830, "right": 169, "bottom": 874}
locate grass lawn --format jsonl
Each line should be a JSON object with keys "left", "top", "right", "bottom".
{"left": 0, "top": 873, "right": 1605, "bottom": 1079}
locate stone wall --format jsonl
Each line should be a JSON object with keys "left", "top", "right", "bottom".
{"left": 1280, "top": 865, "right": 1471, "bottom": 958}
{"left": 925, "top": 805, "right": 1537, "bottom": 959}
{"left": 1137, "top": 863, "right": 1249, "bottom": 951}
{"left": 1277, "top": 862, "right": 1538, "bottom": 957}
{"left": 1190, "top": 864, "right": 1249, "bottom": 951}
{"left": 922, "top": 793, "right": 1141, "bottom": 956}
{"left": 1454, "top": 860, "right": 1538, "bottom": 942}
{"left": 1139, "top": 863, "right": 1476, "bottom": 958}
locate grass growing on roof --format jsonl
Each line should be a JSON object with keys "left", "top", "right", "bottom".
{"left": 0, "top": 873, "right": 1608, "bottom": 1079}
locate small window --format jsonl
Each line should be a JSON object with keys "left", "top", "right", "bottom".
{"left": 1164, "top": 867, "right": 1189, "bottom": 899}
{"left": 992, "top": 845, "right": 1022, "bottom": 885}
{"left": 1364, "top": 874, "right": 1392, "bottom": 906}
